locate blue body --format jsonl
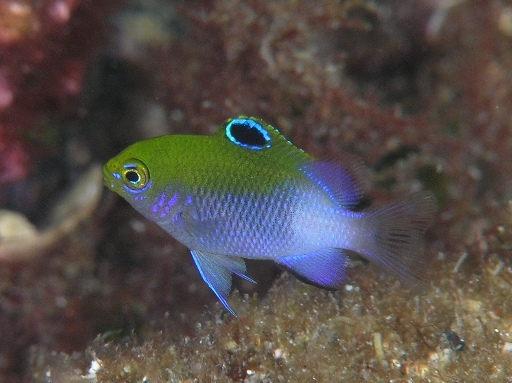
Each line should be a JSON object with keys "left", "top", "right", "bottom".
{"left": 104, "top": 117, "right": 437, "bottom": 315}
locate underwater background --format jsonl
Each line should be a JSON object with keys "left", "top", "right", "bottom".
{"left": 0, "top": 0, "right": 511, "bottom": 381}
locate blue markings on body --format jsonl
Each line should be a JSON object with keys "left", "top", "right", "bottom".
{"left": 168, "top": 193, "right": 179, "bottom": 207}
{"left": 124, "top": 180, "right": 152, "bottom": 194}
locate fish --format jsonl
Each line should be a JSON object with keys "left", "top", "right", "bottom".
{"left": 103, "top": 116, "right": 437, "bottom": 316}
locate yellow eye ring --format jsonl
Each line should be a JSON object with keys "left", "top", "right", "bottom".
{"left": 121, "top": 159, "right": 150, "bottom": 190}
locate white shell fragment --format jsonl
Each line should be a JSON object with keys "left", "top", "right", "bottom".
{"left": 0, "top": 210, "right": 38, "bottom": 241}
{"left": 0, "top": 165, "right": 104, "bottom": 261}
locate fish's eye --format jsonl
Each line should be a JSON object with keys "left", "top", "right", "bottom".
{"left": 121, "top": 159, "right": 150, "bottom": 190}
{"left": 225, "top": 118, "right": 271, "bottom": 150}
{"left": 125, "top": 170, "right": 140, "bottom": 183}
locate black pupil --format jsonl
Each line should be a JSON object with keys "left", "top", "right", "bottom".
{"left": 230, "top": 123, "right": 267, "bottom": 147}
{"left": 126, "top": 170, "right": 140, "bottom": 183}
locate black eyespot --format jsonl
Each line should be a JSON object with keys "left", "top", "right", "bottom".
{"left": 225, "top": 118, "right": 271, "bottom": 150}
{"left": 230, "top": 123, "right": 267, "bottom": 147}
{"left": 125, "top": 170, "right": 140, "bottom": 183}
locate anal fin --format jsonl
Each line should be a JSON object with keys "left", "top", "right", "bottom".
{"left": 277, "top": 248, "right": 350, "bottom": 290}
{"left": 190, "top": 250, "right": 256, "bottom": 316}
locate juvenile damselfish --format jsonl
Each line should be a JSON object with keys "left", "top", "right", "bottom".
{"left": 103, "top": 116, "right": 437, "bottom": 315}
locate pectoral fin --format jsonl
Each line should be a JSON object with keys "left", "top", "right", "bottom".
{"left": 178, "top": 204, "right": 218, "bottom": 237}
{"left": 190, "top": 250, "right": 256, "bottom": 316}
{"left": 277, "top": 248, "right": 350, "bottom": 290}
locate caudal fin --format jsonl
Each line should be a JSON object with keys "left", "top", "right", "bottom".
{"left": 360, "top": 191, "right": 437, "bottom": 285}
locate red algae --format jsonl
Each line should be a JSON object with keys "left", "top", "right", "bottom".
{"left": 0, "top": 0, "right": 121, "bottom": 192}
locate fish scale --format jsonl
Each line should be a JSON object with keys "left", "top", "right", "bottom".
{"left": 192, "top": 185, "right": 298, "bottom": 257}
{"left": 104, "top": 116, "right": 437, "bottom": 316}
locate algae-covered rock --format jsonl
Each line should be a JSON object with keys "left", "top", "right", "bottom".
{"left": 30, "top": 245, "right": 512, "bottom": 382}
{"left": 3, "top": 0, "right": 512, "bottom": 381}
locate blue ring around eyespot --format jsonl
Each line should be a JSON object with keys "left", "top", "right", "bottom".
{"left": 225, "top": 118, "right": 271, "bottom": 150}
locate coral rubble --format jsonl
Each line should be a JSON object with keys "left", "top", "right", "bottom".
{"left": 31, "top": 258, "right": 512, "bottom": 382}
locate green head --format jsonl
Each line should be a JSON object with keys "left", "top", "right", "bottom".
{"left": 103, "top": 116, "right": 312, "bottom": 208}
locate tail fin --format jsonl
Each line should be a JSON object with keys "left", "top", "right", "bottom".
{"left": 360, "top": 191, "right": 437, "bottom": 286}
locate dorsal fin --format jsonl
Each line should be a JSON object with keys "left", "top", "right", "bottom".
{"left": 214, "top": 116, "right": 314, "bottom": 169}
{"left": 300, "top": 153, "right": 368, "bottom": 209}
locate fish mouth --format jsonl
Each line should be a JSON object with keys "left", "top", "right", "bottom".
{"left": 102, "top": 164, "right": 116, "bottom": 190}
